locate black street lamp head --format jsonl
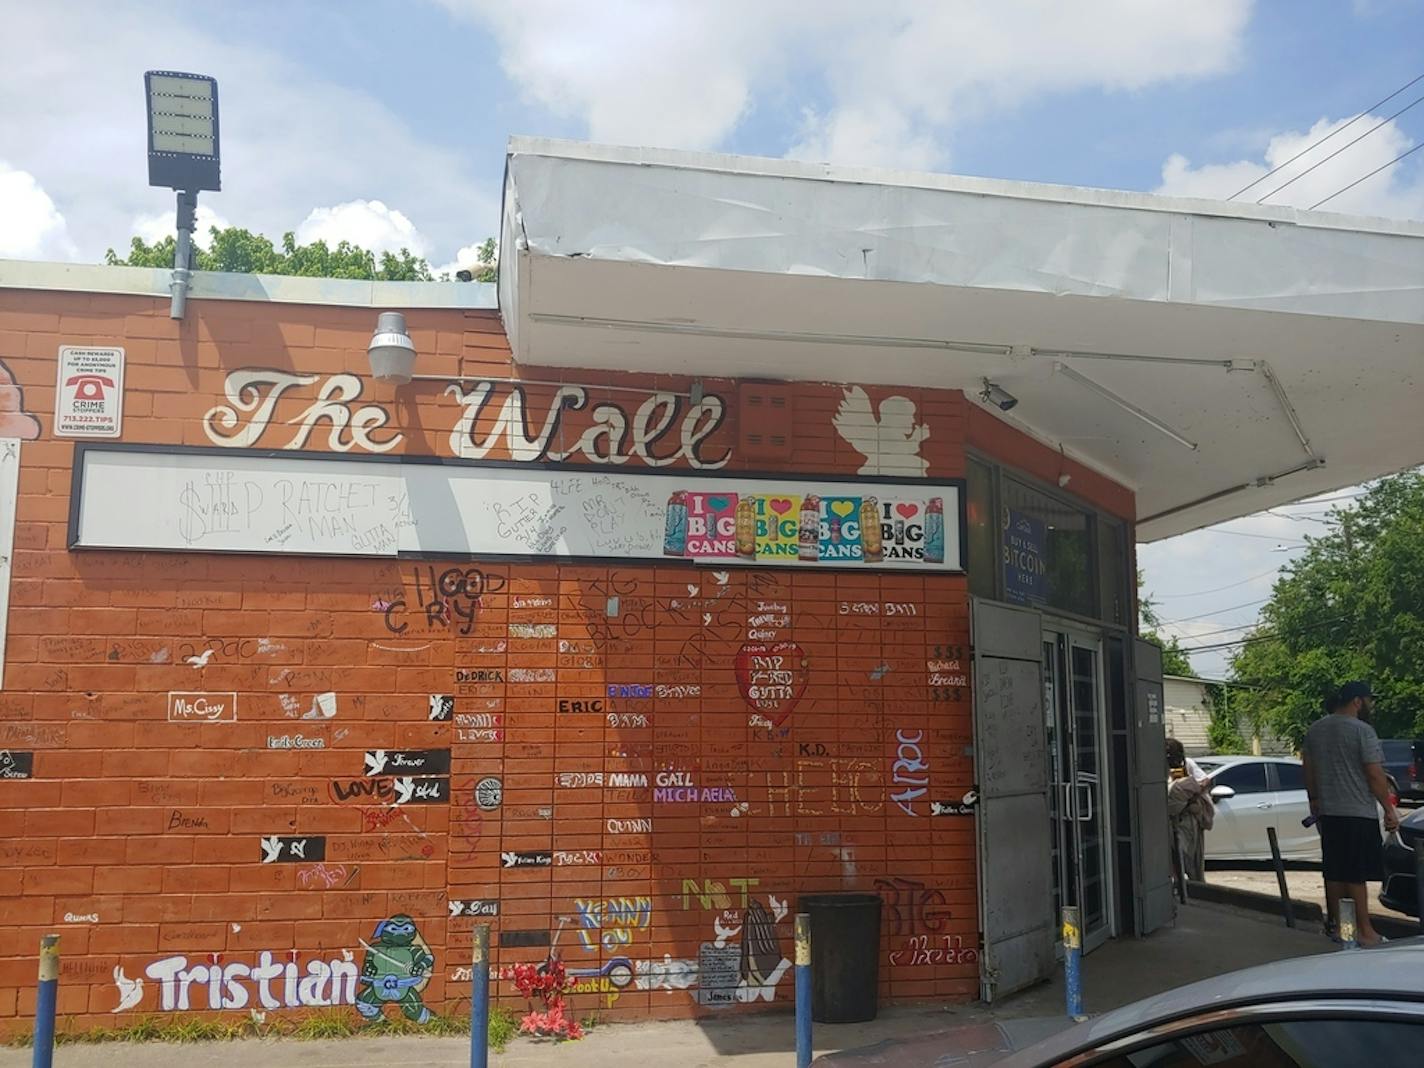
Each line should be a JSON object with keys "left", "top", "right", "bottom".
{"left": 145, "top": 70, "right": 220, "bottom": 192}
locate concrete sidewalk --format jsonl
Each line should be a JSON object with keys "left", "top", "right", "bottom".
{"left": 0, "top": 902, "right": 1330, "bottom": 1068}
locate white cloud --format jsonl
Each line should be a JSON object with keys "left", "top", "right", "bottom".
{"left": 0, "top": 3, "right": 492, "bottom": 265}
{"left": 0, "top": 162, "right": 77, "bottom": 260}
{"left": 130, "top": 204, "right": 232, "bottom": 249}
{"left": 432, "top": 240, "right": 497, "bottom": 279}
{"left": 1156, "top": 114, "right": 1424, "bottom": 219}
{"left": 444, "top": 0, "right": 1252, "bottom": 170}
{"left": 295, "top": 200, "right": 428, "bottom": 258}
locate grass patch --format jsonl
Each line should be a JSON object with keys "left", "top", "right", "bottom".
{"left": 4, "top": 1005, "right": 521, "bottom": 1051}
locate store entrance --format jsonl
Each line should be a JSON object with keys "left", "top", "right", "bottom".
{"left": 1043, "top": 626, "right": 1114, "bottom": 953}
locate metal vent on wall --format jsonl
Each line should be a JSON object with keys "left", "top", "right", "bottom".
{"left": 737, "top": 383, "right": 795, "bottom": 462}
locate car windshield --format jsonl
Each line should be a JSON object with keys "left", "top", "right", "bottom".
{"left": 1087, "top": 1015, "right": 1424, "bottom": 1066}
{"left": 1195, "top": 761, "right": 1222, "bottom": 773}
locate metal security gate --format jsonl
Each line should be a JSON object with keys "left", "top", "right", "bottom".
{"left": 1132, "top": 638, "right": 1174, "bottom": 935}
{"left": 972, "top": 598, "right": 1054, "bottom": 1001}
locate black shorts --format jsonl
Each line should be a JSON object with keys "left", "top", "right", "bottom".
{"left": 1319, "top": 815, "right": 1384, "bottom": 883}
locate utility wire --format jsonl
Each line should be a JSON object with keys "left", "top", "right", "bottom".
{"left": 1160, "top": 596, "right": 1270, "bottom": 626}
{"left": 1257, "top": 90, "right": 1424, "bottom": 204}
{"left": 1197, "top": 528, "right": 1309, "bottom": 544}
{"left": 1311, "top": 140, "right": 1424, "bottom": 209}
{"left": 1230, "top": 71, "right": 1424, "bottom": 199}
{"left": 1151, "top": 567, "right": 1282, "bottom": 599}
{"left": 1179, "top": 614, "right": 1351, "bottom": 654}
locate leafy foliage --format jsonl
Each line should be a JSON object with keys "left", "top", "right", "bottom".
{"left": 1230, "top": 471, "right": 1424, "bottom": 746}
{"left": 104, "top": 227, "right": 436, "bottom": 281}
{"left": 1138, "top": 570, "right": 1195, "bottom": 677}
{"left": 1203, "top": 681, "right": 1249, "bottom": 754}
{"left": 463, "top": 237, "right": 498, "bottom": 283}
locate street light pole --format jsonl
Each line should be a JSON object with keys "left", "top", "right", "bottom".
{"left": 171, "top": 190, "right": 197, "bottom": 320}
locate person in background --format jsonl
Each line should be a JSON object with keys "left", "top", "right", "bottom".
{"left": 1166, "top": 737, "right": 1214, "bottom": 882}
{"left": 1302, "top": 681, "right": 1401, "bottom": 946}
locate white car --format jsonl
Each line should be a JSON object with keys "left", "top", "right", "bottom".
{"left": 1196, "top": 755, "right": 1321, "bottom": 861}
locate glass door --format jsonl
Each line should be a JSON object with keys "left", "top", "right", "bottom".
{"left": 1044, "top": 628, "right": 1114, "bottom": 953}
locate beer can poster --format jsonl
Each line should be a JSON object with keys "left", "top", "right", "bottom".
{"left": 755, "top": 494, "right": 801, "bottom": 560}
{"left": 684, "top": 492, "right": 739, "bottom": 557}
{"left": 662, "top": 487, "right": 954, "bottom": 569}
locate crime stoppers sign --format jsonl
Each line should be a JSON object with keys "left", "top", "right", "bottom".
{"left": 55, "top": 346, "right": 125, "bottom": 437}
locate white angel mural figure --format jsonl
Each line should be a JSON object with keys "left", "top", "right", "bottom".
{"left": 832, "top": 387, "right": 929, "bottom": 476}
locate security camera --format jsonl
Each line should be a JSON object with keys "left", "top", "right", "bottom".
{"left": 980, "top": 379, "right": 1018, "bottom": 412}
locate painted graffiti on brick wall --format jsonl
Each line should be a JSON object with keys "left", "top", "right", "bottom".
{"left": 202, "top": 370, "right": 733, "bottom": 469}
{"left": 575, "top": 895, "right": 653, "bottom": 951}
{"left": 113, "top": 949, "right": 360, "bottom": 1012}
{"left": 356, "top": 915, "right": 436, "bottom": 1023}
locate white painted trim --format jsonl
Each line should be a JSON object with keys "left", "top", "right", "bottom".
{"left": 506, "top": 136, "right": 1424, "bottom": 239}
{"left": 0, "top": 439, "right": 19, "bottom": 690}
{"left": 0, "top": 259, "right": 498, "bottom": 310}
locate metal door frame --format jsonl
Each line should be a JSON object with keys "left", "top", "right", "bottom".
{"left": 1042, "top": 619, "right": 1117, "bottom": 952}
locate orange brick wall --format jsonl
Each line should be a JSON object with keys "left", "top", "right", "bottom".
{"left": 0, "top": 287, "right": 1126, "bottom": 1031}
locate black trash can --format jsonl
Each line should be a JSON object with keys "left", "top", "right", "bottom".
{"left": 799, "top": 892, "right": 882, "bottom": 1023}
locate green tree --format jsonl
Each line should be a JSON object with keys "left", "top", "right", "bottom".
{"left": 105, "top": 227, "right": 436, "bottom": 281}
{"left": 1203, "top": 682, "right": 1249, "bottom": 754}
{"left": 466, "top": 237, "right": 497, "bottom": 283}
{"left": 1138, "top": 570, "right": 1195, "bottom": 676}
{"left": 1230, "top": 471, "right": 1424, "bottom": 746}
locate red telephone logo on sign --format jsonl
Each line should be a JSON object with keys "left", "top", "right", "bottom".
{"left": 66, "top": 374, "right": 114, "bottom": 401}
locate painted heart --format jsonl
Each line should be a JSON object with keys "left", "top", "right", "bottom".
{"left": 830, "top": 499, "right": 855, "bottom": 518}
{"left": 895, "top": 502, "right": 919, "bottom": 519}
{"left": 734, "top": 641, "right": 809, "bottom": 727}
{"left": 769, "top": 497, "right": 793, "bottom": 515}
{"left": 708, "top": 496, "right": 731, "bottom": 512}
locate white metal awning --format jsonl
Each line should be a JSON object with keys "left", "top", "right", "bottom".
{"left": 498, "top": 137, "right": 1424, "bottom": 541}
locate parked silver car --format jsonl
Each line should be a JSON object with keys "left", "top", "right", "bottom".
{"left": 816, "top": 940, "right": 1424, "bottom": 1066}
{"left": 1197, "top": 756, "right": 1320, "bottom": 861}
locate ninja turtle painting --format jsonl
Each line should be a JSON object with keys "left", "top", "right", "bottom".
{"left": 356, "top": 914, "right": 435, "bottom": 1023}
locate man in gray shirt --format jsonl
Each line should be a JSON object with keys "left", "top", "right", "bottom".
{"left": 1301, "top": 681, "right": 1400, "bottom": 946}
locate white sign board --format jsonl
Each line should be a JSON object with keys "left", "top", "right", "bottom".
{"left": 0, "top": 440, "right": 18, "bottom": 689}
{"left": 70, "top": 446, "right": 964, "bottom": 571}
{"left": 55, "top": 346, "right": 124, "bottom": 437}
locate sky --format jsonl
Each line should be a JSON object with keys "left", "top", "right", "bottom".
{"left": 2, "top": 0, "right": 1422, "bottom": 675}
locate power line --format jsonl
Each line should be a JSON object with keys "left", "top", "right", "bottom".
{"left": 1160, "top": 596, "right": 1270, "bottom": 626}
{"left": 1151, "top": 567, "right": 1282, "bottom": 598}
{"left": 1310, "top": 139, "right": 1424, "bottom": 209}
{"left": 1229, "top": 71, "right": 1424, "bottom": 199}
{"left": 1197, "top": 528, "right": 1309, "bottom": 544}
{"left": 1179, "top": 614, "right": 1351, "bottom": 654}
{"left": 1257, "top": 90, "right": 1424, "bottom": 204}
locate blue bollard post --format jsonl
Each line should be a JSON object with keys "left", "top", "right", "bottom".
{"left": 470, "top": 923, "right": 490, "bottom": 1068}
{"left": 1062, "top": 907, "right": 1086, "bottom": 1022}
{"left": 32, "top": 934, "right": 59, "bottom": 1068}
{"left": 1337, "top": 899, "right": 1357, "bottom": 950}
{"left": 795, "top": 913, "right": 812, "bottom": 1068}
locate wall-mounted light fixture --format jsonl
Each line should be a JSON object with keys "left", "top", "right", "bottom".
{"left": 979, "top": 379, "right": 1019, "bottom": 411}
{"left": 368, "top": 312, "right": 417, "bottom": 384}
{"left": 144, "top": 71, "right": 221, "bottom": 321}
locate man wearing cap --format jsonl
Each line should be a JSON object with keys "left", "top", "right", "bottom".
{"left": 1301, "top": 681, "right": 1401, "bottom": 945}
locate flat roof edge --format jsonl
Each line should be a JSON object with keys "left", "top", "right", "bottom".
{"left": 0, "top": 259, "right": 498, "bottom": 310}
{"left": 505, "top": 136, "right": 1424, "bottom": 239}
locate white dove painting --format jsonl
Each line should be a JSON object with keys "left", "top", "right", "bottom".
{"left": 111, "top": 966, "right": 144, "bottom": 1012}
{"left": 832, "top": 386, "right": 930, "bottom": 477}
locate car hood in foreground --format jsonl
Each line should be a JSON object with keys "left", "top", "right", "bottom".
{"left": 813, "top": 1018, "right": 1071, "bottom": 1066}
